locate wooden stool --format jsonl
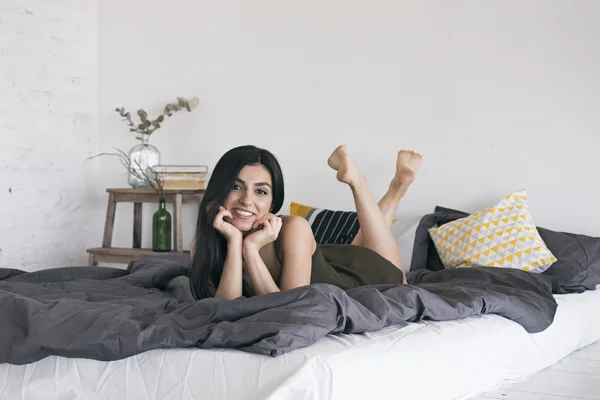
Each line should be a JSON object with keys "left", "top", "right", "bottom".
{"left": 87, "top": 188, "right": 204, "bottom": 266}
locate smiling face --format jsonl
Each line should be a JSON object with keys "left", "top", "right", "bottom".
{"left": 222, "top": 164, "right": 274, "bottom": 232}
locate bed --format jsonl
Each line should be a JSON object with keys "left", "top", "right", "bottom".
{"left": 1, "top": 283, "right": 599, "bottom": 400}
{"left": 1, "top": 203, "right": 600, "bottom": 400}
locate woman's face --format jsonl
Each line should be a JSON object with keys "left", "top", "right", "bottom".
{"left": 222, "top": 164, "right": 274, "bottom": 232}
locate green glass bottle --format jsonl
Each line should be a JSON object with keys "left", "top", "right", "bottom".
{"left": 152, "top": 199, "right": 172, "bottom": 252}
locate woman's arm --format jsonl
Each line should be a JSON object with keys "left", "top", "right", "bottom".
{"left": 243, "top": 215, "right": 314, "bottom": 295}
{"left": 242, "top": 245, "right": 281, "bottom": 296}
{"left": 208, "top": 206, "right": 244, "bottom": 300}
{"left": 277, "top": 216, "right": 314, "bottom": 291}
{"left": 214, "top": 238, "right": 244, "bottom": 299}
{"left": 242, "top": 214, "right": 282, "bottom": 295}
{"left": 190, "top": 234, "right": 244, "bottom": 299}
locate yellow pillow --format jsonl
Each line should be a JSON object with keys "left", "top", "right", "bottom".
{"left": 428, "top": 190, "right": 557, "bottom": 272}
{"left": 289, "top": 201, "right": 315, "bottom": 219}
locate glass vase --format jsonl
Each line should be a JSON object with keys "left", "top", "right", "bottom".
{"left": 152, "top": 199, "right": 172, "bottom": 252}
{"left": 128, "top": 135, "right": 160, "bottom": 188}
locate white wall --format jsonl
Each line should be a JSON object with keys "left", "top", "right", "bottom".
{"left": 96, "top": 0, "right": 600, "bottom": 253}
{"left": 5, "top": 1, "right": 598, "bottom": 268}
{"left": 0, "top": 0, "right": 98, "bottom": 270}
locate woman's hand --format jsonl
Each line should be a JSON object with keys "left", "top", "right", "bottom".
{"left": 213, "top": 206, "right": 243, "bottom": 243}
{"left": 243, "top": 213, "right": 282, "bottom": 252}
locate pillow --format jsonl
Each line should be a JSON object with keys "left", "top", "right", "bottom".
{"left": 411, "top": 211, "right": 466, "bottom": 272}
{"left": 290, "top": 201, "right": 419, "bottom": 271}
{"left": 537, "top": 229, "right": 600, "bottom": 293}
{"left": 428, "top": 190, "right": 557, "bottom": 273}
{"left": 290, "top": 202, "right": 360, "bottom": 245}
{"left": 417, "top": 205, "right": 600, "bottom": 294}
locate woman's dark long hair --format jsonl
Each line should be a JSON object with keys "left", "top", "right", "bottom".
{"left": 189, "top": 145, "right": 284, "bottom": 300}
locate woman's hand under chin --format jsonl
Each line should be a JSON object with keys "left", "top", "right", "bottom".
{"left": 243, "top": 213, "right": 282, "bottom": 252}
{"left": 213, "top": 206, "right": 243, "bottom": 243}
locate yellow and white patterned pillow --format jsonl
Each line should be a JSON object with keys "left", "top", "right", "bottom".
{"left": 428, "top": 190, "right": 557, "bottom": 272}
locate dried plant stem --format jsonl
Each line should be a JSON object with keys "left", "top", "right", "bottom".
{"left": 87, "top": 148, "right": 165, "bottom": 201}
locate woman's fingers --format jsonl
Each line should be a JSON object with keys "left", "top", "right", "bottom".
{"left": 273, "top": 217, "right": 282, "bottom": 236}
{"left": 260, "top": 215, "right": 281, "bottom": 236}
{"left": 217, "top": 206, "right": 232, "bottom": 217}
{"left": 263, "top": 220, "right": 273, "bottom": 235}
{"left": 248, "top": 214, "right": 282, "bottom": 234}
{"left": 214, "top": 207, "right": 231, "bottom": 228}
{"left": 253, "top": 214, "right": 269, "bottom": 230}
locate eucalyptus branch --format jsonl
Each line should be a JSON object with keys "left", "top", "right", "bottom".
{"left": 115, "top": 96, "right": 199, "bottom": 141}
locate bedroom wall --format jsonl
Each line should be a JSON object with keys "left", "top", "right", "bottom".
{"left": 0, "top": 1, "right": 98, "bottom": 270}
{"left": 93, "top": 0, "right": 600, "bottom": 253}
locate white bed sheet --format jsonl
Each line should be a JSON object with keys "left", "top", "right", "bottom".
{"left": 2, "top": 285, "right": 600, "bottom": 400}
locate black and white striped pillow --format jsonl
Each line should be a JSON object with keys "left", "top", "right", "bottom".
{"left": 290, "top": 202, "right": 360, "bottom": 245}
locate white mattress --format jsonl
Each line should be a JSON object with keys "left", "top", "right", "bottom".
{"left": 2, "top": 285, "right": 600, "bottom": 400}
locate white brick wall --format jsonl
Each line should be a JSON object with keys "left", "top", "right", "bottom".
{"left": 0, "top": 0, "right": 98, "bottom": 270}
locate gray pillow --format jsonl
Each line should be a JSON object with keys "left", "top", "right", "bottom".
{"left": 411, "top": 206, "right": 600, "bottom": 294}
{"left": 410, "top": 210, "right": 466, "bottom": 272}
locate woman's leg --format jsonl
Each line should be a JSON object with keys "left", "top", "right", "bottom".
{"left": 351, "top": 150, "right": 421, "bottom": 247}
{"left": 327, "top": 145, "right": 421, "bottom": 282}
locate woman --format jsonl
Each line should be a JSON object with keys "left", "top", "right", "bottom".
{"left": 189, "top": 144, "right": 422, "bottom": 300}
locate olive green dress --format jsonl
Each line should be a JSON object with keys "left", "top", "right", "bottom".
{"left": 308, "top": 244, "right": 405, "bottom": 289}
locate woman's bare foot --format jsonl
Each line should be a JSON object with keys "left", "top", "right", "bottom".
{"left": 327, "top": 145, "right": 364, "bottom": 187}
{"left": 391, "top": 150, "right": 422, "bottom": 192}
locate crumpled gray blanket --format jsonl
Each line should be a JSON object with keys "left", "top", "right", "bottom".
{"left": 0, "top": 255, "right": 557, "bottom": 365}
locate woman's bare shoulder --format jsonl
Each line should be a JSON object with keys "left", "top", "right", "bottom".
{"left": 280, "top": 215, "right": 312, "bottom": 231}
{"left": 278, "top": 215, "right": 316, "bottom": 252}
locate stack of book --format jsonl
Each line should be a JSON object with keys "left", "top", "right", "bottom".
{"left": 154, "top": 165, "right": 208, "bottom": 190}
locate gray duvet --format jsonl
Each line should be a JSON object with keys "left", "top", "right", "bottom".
{"left": 0, "top": 255, "right": 557, "bottom": 365}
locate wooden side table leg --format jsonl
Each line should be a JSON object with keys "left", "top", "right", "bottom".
{"left": 133, "top": 202, "right": 142, "bottom": 248}
{"left": 173, "top": 194, "right": 183, "bottom": 252}
{"left": 102, "top": 193, "right": 117, "bottom": 248}
{"left": 89, "top": 253, "right": 97, "bottom": 266}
